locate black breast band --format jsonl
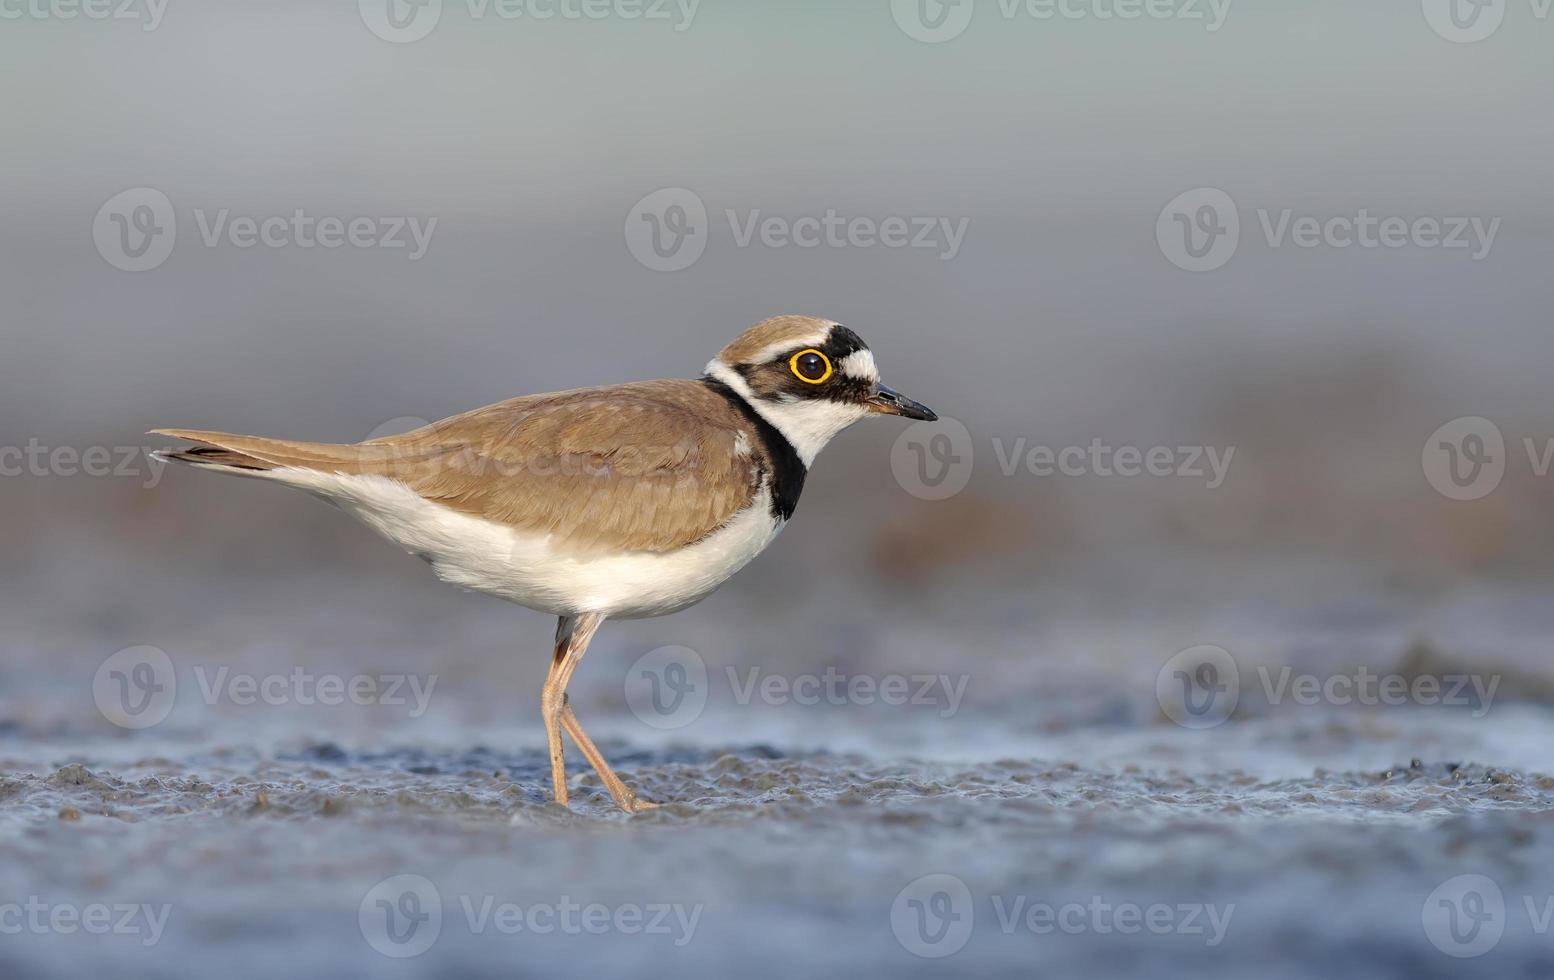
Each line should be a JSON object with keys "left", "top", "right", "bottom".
{"left": 700, "top": 376, "right": 807, "bottom": 521}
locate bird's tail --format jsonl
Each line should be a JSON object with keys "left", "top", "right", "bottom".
{"left": 148, "top": 428, "right": 365, "bottom": 478}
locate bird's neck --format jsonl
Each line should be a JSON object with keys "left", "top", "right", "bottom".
{"left": 702, "top": 358, "right": 864, "bottom": 467}
{"left": 700, "top": 371, "right": 807, "bottom": 521}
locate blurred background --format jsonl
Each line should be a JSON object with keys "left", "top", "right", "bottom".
{"left": 3, "top": 1, "right": 1553, "bottom": 978}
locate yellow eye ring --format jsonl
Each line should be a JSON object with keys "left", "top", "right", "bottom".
{"left": 789, "top": 349, "right": 833, "bottom": 384}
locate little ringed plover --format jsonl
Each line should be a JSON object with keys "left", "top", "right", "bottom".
{"left": 152, "top": 314, "right": 936, "bottom": 812}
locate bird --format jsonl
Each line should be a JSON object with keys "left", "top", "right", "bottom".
{"left": 150, "top": 315, "right": 936, "bottom": 812}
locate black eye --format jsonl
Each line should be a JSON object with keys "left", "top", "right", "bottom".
{"left": 789, "top": 349, "right": 831, "bottom": 384}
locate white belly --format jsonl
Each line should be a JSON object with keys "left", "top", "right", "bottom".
{"left": 267, "top": 468, "right": 784, "bottom": 618}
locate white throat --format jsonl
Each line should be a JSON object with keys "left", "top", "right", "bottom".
{"left": 705, "top": 358, "right": 868, "bottom": 467}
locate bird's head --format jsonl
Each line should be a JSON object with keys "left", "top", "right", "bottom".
{"left": 705, "top": 315, "right": 936, "bottom": 465}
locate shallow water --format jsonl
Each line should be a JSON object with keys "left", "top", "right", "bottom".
{"left": 4, "top": 561, "right": 1554, "bottom": 978}
{"left": 5, "top": 712, "right": 1554, "bottom": 978}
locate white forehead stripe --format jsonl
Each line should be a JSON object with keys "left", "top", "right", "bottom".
{"left": 746, "top": 325, "right": 837, "bottom": 365}
{"left": 838, "top": 349, "right": 878, "bottom": 382}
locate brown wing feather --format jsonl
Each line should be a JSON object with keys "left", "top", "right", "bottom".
{"left": 382, "top": 381, "right": 760, "bottom": 552}
{"left": 154, "top": 380, "right": 763, "bottom": 554}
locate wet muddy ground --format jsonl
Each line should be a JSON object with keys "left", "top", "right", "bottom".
{"left": 4, "top": 561, "right": 1554, "bottom": 978}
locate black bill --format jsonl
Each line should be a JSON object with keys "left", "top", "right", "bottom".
{"left": 866, "top": 383, "right": 937, "bottom": 421}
